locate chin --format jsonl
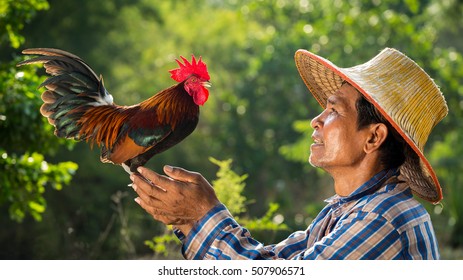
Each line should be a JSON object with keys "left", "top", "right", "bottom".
{"left": 308, "top": 156, "right": 318, "bottom": 168}
{"left": 309, "top": 156, "right": 328, "bottom": 169}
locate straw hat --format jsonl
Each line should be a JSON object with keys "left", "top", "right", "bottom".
{"left": 295, "top": 48, "right": 448, "bottom": 203}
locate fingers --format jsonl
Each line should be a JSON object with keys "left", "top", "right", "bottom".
{"left": 130, "top": 170, "right": 189, "bottom": 216}
{"left": 163, "top": 165, "right": 203, "bottom": 184}
{"left": 136, "top": 167, "right": 172, "bottom": 191}
{"left": 135, "top": 165, "right": 202, "bottom": 188}
{"left": 134, "top": 197, "right": 171, "bottom": 223}
{"left": 131, "top": 172, "right": 166, "bottom": 195}
{"left": 130, "top": 172, "right": 173, "bottom": 214}
{"left": 134, "top": 197, "right": 164, "bottom": 215}
{"left": 133, "top": 180, "right": 164, "bottom": 208}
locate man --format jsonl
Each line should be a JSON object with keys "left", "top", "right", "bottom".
{"left": 129, "top": 48, "right": 448, "bottom": 259}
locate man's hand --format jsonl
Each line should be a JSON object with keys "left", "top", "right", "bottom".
{"left": 130, "top": 165, "right": 220, "bottom": 235}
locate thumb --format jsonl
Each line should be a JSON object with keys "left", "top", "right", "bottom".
{"left": 163, "top": 165, "right": 201, "bottom": 183}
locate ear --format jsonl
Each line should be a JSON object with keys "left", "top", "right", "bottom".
{"left": 364, "top": 123, "right": 388, "bottom": 154}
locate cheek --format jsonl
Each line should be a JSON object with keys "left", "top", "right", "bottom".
{"left": 322, "top": 118, "right": 342, "bottom": 148}
{"left": 329, "top": 129, "right": 366, "bottom": 160}
{"left": 325, "top": 131, "right": 344, "bottom": 156}
{"left": 323, "top": 123, "right": 359, "bottom": 157}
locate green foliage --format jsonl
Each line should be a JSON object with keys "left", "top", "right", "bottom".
{"left": 0, "top": 0, "right": 49, "bottom": 48}
{"left": 0, "top": 0, "right": 77, "bottom": 223}
{"left": 210, "top": 157, "right": 247, "bottom": 216}
{"left": 239, "top": 202, "right": 288, "bottom": 232}
{"left": 279, "top": 120, "right": 312, "bottom": 164}
{"left": 429, "top": 129, "right": 463, "bottom": 247}
{"left": 144, "top": 227, "right": 181, "bottom": 257}
{"left": 0, "top": 60, "right": 74, "bottom": 154}
{"left": 210, "top": 158, "right": 288, "bottom": 233}
{"left": 0, "top": 151, "right": 77, "bottom": 222}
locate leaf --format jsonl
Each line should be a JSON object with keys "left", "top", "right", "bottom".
{"left": 28, "top": 201, "right": 45, "bottom": 213}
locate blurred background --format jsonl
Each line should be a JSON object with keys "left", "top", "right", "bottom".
{"left": 1, "top": 0, "right": 462, "bottom": 259}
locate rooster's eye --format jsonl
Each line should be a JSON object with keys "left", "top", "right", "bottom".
{"left": 189, "top": 77, "right": 198, "bottom": 83}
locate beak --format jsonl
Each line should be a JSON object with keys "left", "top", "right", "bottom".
{"left": 202, "top": 81, "right": 212, "bottom": 88}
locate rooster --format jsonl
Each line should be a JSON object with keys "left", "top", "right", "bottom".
{"left": 17, "top": 48, "right": 211, "bottom": 173}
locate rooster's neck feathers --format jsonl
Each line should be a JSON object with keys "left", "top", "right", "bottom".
{"left": 140, "top": 83, "right": 199, "bottom": 129}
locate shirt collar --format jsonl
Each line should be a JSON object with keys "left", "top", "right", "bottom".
{"left": 324, "top": 168, "right": 399, "bottom": 205}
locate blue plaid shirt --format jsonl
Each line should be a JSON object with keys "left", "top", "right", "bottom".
{"left": 174, "top": 169, "right": 439, "bottom": 259}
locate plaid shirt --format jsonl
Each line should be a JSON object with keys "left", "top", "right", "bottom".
{"left": 174, "top": 169, "right": 439, "bottom": 259}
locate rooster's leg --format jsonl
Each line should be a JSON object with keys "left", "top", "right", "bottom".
{"left": 123, "top": 160, "right": 160, "bottom": 189}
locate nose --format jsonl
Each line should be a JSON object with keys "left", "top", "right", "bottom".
{"left": 311, "top": 111, "right": 324, "bottom": 130}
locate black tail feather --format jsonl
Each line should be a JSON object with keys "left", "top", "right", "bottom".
{"left": 17, "top": 48, "right": 115, "bottom": 140}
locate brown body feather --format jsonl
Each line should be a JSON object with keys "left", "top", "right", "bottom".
{"left": 77, "top": 83, "right": 199, "bottom": 168}
{"left": 78, "top": 105, "right": 133, "bottom": 149}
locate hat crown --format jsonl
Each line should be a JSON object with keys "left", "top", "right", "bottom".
{"left": 343, "top": 48, "right": 448, "bottom": 152}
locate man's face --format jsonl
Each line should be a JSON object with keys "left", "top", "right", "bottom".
{"left": 309, "top": 83, "right": 370, "bottom": 173}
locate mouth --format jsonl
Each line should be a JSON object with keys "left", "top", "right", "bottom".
{"left": 311, "top": 135, "right": 324, "bottom": 145}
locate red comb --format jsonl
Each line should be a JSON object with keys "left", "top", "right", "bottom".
{"left": 169, "top": 55, "right": 210, "bottom": 82}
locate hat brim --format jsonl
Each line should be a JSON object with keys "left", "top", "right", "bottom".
{"left": 295, "top": 49, "right": 443, "bottom": 203}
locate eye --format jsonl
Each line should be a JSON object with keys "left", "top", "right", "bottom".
{"left": 189, "top": 76, "right": 198, "bottom": 83}
{"left": 326, "top": 105, "right": 337, "bottom": 115}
